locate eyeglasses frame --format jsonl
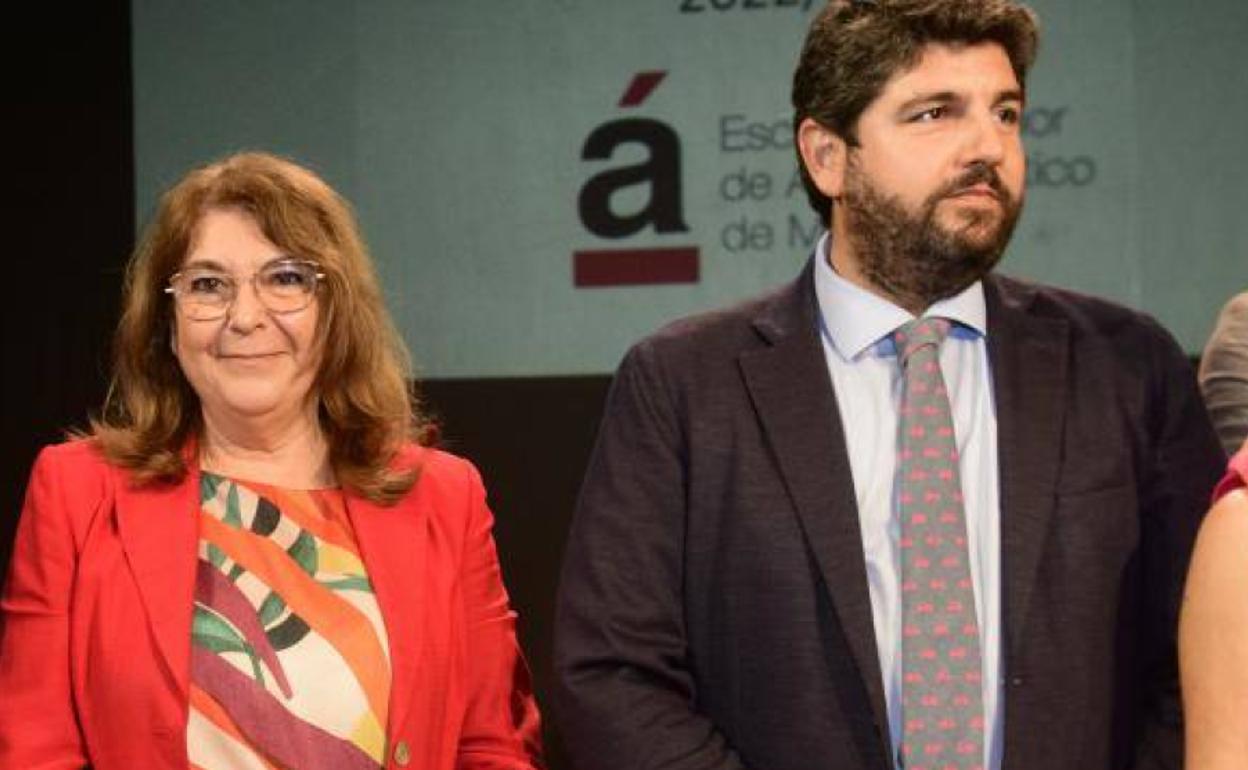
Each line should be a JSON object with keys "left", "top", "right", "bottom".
{"left": 164, "top": 257, "right": 326, "bottom": 321}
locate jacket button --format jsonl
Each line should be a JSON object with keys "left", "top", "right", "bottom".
{"left": 393, "top": 739, "right": 411, "bottom": 766}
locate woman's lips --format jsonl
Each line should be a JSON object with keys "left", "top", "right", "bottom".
{"left": 218, "top": 352, "right": 283, "bottom": 361}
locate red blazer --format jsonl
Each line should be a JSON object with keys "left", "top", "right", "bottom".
{"left": 0, "top": 440, "right": 542, "bottom": 770}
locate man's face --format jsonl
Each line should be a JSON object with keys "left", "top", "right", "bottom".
{"left": 806, "top": 41, "right": 1027, "bottom": 311}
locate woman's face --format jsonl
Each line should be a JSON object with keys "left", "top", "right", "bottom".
{"left": 172, "top": 207, "right": 323, "bottom": 435}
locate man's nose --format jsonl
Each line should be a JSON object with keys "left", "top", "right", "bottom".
{"left": 960, "top": 110, "right": 1007, "bottom": 167}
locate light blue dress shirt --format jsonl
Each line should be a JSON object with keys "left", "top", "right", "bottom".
{"left": 811, "top": 234, "right": 1004, "bottom": 770}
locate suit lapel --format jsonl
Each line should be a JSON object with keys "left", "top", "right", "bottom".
{"left": 346, "top": 468, "right": 427, "bottom": 736}
{"left": 984, "top": 276, "right": 1069, "bottom": 663}
{"left": 114, "top": 462, "right": 200, "bottom": 700}
{"left": 738, "top": 263, "right": 892, "bottom": 751}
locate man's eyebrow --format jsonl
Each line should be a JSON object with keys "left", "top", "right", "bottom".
{"left": 895, "top": 88, "right": 1025, "bottom": 114}
{"left": 996, "top": 88, "right": 1025, "bottom": 104}
{"left": 895, "top": 90, "right": 960, "bottom": 114}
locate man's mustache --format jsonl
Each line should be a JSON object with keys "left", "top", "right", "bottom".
{"left": 935, "top": 162, "right": 1009, "bottom": 203}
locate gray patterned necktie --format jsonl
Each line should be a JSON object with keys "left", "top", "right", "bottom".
{"left": 893, "top": 317, "right": 984, "bottom": 770}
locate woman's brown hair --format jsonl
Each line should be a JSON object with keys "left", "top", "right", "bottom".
{"left": 91, "top": 151, "right": 431, "bottom": 502}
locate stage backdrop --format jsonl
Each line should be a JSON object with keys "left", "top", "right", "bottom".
{"left": 133, "top": 0, "right": 1248, "bottom": 375}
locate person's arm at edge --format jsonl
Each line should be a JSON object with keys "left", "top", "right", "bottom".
{"left": 1133, "top": 321, "right": 1226, "bottom": 770}
{"left": 1180, "top": 488, "right": 1248, "bottom": 770}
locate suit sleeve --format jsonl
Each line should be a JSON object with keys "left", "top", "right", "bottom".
{"left": 1198, "top": 292, "right": 1248, "bottom": 455}
{"left": 0, "top": 448, "right": 90, "bottom": 770}
{"left": 1133, "top": 323, "right": 1226, "bottom": 770}
{"left": 554, "top": 343, "right": 752, "bottom": 770}
{"left": 455, "top": 461, "right": 544, "bottom": 770}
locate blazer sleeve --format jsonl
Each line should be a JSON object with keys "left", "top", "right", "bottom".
{"left": 553, "top": 342, "right": 752, "bottom": 770}
{"left": 455, "top": 461, "right": 544, "bottom": 770}
{"left": 1134, "top": 322, "right": 1227, "bottom": 770}
{"left": 1198, "top": 291, "right": 1248, "bottom": 455}
{"left": 0, "top": 447, "right": 94, "bottom": 770}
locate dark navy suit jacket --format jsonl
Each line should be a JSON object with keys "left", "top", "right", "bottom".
{"left": 555, "top": 262, "right": 1223, "bottom": 770}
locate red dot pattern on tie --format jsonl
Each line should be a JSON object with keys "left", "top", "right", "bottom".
{"left": 894, "top": 318, "right": 984, "bottom": 770}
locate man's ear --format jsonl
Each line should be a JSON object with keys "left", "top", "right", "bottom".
{"left": 796, "top": 117, "right": 848, "bottom": 199}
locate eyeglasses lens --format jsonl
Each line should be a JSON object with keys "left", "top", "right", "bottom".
{"left": 169, "top": 261, "right": 320, "bottom": 320}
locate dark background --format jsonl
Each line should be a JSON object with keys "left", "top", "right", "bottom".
{"left": 4, "top": 0, "right": 134, "bottom": 573}
{"left": 2, "top": 3, "right": 605, "bottom": 766}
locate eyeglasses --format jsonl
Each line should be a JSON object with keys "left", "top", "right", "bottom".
{"left": 165, "top": 258, "right": 325, "bottom": 321}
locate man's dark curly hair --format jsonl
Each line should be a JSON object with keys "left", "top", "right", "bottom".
{"left": 792, "top": 0, "right": 1039, "bottom": 222}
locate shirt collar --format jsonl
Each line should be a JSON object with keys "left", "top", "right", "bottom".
{"left": 812, "top": 232, "right": 988, "bottom": 362}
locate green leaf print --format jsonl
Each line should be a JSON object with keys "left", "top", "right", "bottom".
{"left": 319, "top": 576, "right": 374, "bottom": 593}
{"left": 200, "top": 473, "right": 222, "bottom": 504}
{"left": 257, "top": 591, "right": 287, "bottom": 627}
{"left": 195, "top": 633, "right": 249, "bottom": 656}
{"left": 192, "top": 606, "right": 247, "bottom": 653}
{"left": 268, "top": 614, "right": 311, "bottom": 651}
{"left": 224, "top": 483, "right": 243, "bottom": 529}
{"left": 249, "top": 653, "right": 266, "bottom": 688}
{"left": 192, "top": 607, "right": 266, "bottom": 687}
{"left": 287, "top": 530, "right": 318, "bottom": 575}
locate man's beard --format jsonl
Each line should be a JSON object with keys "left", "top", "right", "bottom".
{"left": 839, "top": 158, "right": 1023, "bottom": 312}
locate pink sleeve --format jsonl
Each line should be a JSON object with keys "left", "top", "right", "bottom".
{"left": 1212, "top": 446, "right": 1248, "bottom": 502}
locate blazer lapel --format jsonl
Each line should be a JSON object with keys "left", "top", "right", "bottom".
{"left": 737, "top": 262, "right": 891, "bottom": 752}
{"left": 346, "top": 472, "right": 427, "bottom": 737}
{"left": 984, "top": 276, "right": 1069, "bottom": 663}
{"left": 114, "top": 463, "right": 200, "bottom": 700}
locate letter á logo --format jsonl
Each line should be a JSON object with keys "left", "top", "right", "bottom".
{"left": 573, "top": 71, "right": 699, "bottom": 288}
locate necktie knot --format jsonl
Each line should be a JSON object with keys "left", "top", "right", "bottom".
{"left": 893, "top": 317, "right": 951, "bottom": 367}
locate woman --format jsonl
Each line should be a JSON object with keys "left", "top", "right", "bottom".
{"left": 1181, "top": 439, "right": 1248, "bottom": 770}
{"left": 0, "top": 152, "right": 543, "bottom": 769}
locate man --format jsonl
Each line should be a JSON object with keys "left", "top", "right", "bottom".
{"left": 554, "top": 1, "right": 1224, "bottom": 769}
